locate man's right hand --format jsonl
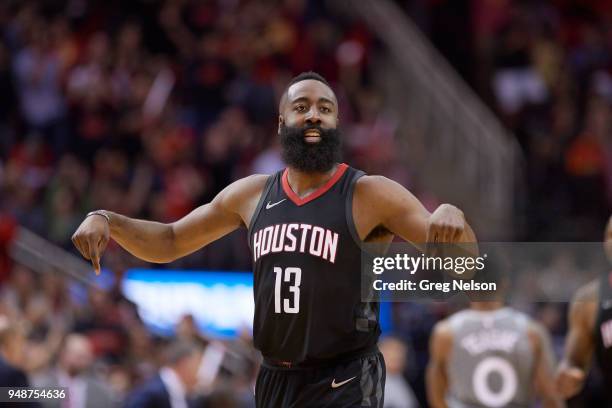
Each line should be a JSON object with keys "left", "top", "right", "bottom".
{"left": 555, "top": 365, "right": 585, "bottom": 399}
{"left": 72, "top": 213, "right": 110, "bottom": 275}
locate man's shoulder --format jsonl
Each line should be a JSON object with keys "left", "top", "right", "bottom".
{"left": 354, "top": 174, "right": 389, "bottom": 187}
{"left": 218, "top": 174, "right": 271, "bottom": 205}
{"left": 430, "top": 318, "right": 454, "bottom": 356}
{"left": 231, "top": 174, "right": 271, "bottom": 192}
{"left": 353, "top": 174, "right": 419, "bottom": 209}
{"left": 432, "top": 317, "right": 453, "bottom": 339}
{"left": 353, "top": 174, "right": 398, "bottom": 197}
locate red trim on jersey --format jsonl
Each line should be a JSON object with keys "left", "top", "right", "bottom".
{"left": 282, "top": 163, "right": 349, "bottom": 206}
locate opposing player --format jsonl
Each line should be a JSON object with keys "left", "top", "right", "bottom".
{"left": 555, "top": 216, "right": 612, "bottom": 402}
{"left": 427, "top": 269, "right": 562, "bottom": 408}
{"left": 72, "top": 72, "right": 476, "bottom": 407}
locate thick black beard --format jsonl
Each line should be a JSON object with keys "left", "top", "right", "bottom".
{"left": 279, "top": 124, "right": 342, "bottom": 172}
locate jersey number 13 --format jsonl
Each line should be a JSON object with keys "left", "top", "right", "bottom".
{"left": 273, "top": 267, "right": 301, "bottom": 314}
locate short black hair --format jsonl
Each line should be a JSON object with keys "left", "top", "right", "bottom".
{"left": 287, "top": 71, "right": 331, "bottom": 89}
{"left": 279, "top": 71, "right": 334, "bottom": 111}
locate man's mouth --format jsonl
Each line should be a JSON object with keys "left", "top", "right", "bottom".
{"left": 304, "top": 129, "right": 321, "bottom": 143}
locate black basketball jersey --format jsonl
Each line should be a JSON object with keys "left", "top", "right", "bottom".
{"left": 248, "top": 163, "right": 380, "bottom": 363}
{"left": 595, "top": 271, "right": 612, "bottom": 401}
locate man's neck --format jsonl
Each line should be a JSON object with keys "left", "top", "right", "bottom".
{"left": 470, "top": 300, "right": 505, "bottom": 311}
{"left": 285, "top": 164, "right": 339, "bottom": 198}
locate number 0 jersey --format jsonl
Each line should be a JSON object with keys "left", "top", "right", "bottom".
{"left": 446, "top": 308, "right": 536, "bottom": 408}
{"left": 248, "top": 163, "right": 380, "bottom": 363}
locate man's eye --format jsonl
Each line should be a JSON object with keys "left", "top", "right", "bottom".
{"left": 295, "top": 105, "right": 306, "bottom": 112}
{"left": 320, "top": 107, "right": 331, "bottom": 113}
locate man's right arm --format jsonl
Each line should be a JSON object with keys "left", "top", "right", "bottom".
{"left": 72, "top": 175, "right": 269, "bottom": 273}
{"left": 555, "top": 280, "right": 598, "bottom": 399}
{"left": 528, "top": 321, "right": 564, "bottom": 408}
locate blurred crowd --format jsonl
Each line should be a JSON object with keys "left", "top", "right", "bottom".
{"left": 0, "top": 264, "right": 260, "bottom": 407}
{"left": 402, "top": 0, "right": 612, "bottom": 240}
{"left": 0, "top": 0, "right": 611, "bottom": 406}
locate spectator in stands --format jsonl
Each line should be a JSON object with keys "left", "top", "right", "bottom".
{"left": 33, "top": 333, "right": 116, "bottom": 408}
{"left": 380, "top": 336, "right": 419, "bottom": 408}
{"left": 176, "top": 314, "right": 208, "bottom": 347}
{"left": 125, "top": 340, "right": 203, "bottom": 408}
{"left": 0, "top": 315, "right": 30, "bottom": 387}
{"left": 72, "top": 287, "right": 128, "bottom": 362}
{"left": 12, "top": 16, "right": 68, "bottom": 156}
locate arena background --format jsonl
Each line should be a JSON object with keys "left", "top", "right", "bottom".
{"left": 0, "top": 0, "right": 610, "bottom": 406}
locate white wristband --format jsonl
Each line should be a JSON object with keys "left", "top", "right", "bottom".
{"left": 86, "top": 210, "right": 110, "bottom": 224}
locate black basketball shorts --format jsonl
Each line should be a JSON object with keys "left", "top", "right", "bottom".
{"left": 255, "top": 351, "right": 385, "bottom": 407}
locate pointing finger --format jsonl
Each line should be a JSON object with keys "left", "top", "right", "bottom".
{"left": 93, "top": 235, "right": 108, "bottom": 275}
{"left": 90, "top": 249, "right": 100, "bottom": 275}
{"left": 88, "top": 237, "right": 100, "bottom": 275}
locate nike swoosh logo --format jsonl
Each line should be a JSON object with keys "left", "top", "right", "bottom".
{"left": 331, "top": 376, "right": 356, "bottom": 389}
{"left": 266, "top": 199, "right": 286, "bottom": 210}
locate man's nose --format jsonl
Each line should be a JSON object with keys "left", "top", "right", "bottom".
{"left": 305, "top": 108, "right": 321, "bottom": 124}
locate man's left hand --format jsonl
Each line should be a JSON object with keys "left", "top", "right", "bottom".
{"left": 426, "top": 204, "right": 465, "bottom": 243}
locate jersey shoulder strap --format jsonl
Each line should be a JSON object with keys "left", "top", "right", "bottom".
{"left": 345, "top": 168, "right": 366, "bottom": 246}
{"left": 247, "top": 172, "right": 278, "bottom": 233}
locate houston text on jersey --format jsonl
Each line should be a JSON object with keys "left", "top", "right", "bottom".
{"left": 252, "top": 223, "right": 339, "bottom": 263}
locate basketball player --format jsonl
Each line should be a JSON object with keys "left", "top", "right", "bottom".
{"left": 427, "top": 270, "right": 562, "bottom": 408}
{"left": 72, "top": 72, "right": 476, "bottom": 407}
{"left": 555, "top": 216, "right": 612, "bottom": 402}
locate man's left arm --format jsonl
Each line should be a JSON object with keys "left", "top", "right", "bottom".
{"left": 529, "top": 322, "right": 565, "bottom": 407}
{"left": 353, "top": 175, "right": 477, "bottom": 249}
{"left": 427, "top": 320, "right": 453, "bottom": 408}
